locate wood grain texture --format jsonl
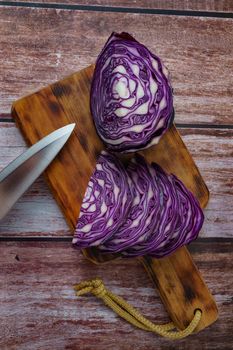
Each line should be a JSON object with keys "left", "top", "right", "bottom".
{"left": 0, "top": 7, "right": 232, "bottom": 125}
{"left": 5, "top": 0, "right": 233, "bottom": 12}
{"left": 0, "top": 123, "right": 232, "bottom": 238}
{"left": 1, "top": 240, "right": 232, "bottom": 350}
{"left": 141, "top": 246, "right": 218, "bottom": 332}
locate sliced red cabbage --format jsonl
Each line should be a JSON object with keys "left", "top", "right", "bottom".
{"left": 149, "top": 174, "right": 204, "bottom": 258}
{"left": 91, "top": 32, "right": 174, "bottom": 153}
{"left": 99, "top": 155, "right": 160, "bottom": 253}
{"left": 72, "top": 151, "right": 133, "bottom": 248}
{"left": 122, "top": 162, "right": 179, "bottom": 257}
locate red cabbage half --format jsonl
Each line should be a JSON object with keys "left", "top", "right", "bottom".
{"left": 72, "top": 151, "right": 133, "bottom": 248}
{"left": 91, "top": 32, "right": 174, "bottom": 153}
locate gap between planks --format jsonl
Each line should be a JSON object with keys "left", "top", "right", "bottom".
{"left": 0, "top": 236, "right": 232, "bottom": 243}
{"left": 0, "top": 1, "right": 233, "bottom": 18}
{"left": 1, "top": 0, "right": 233, "bottom": 13}
{"left": 1, "top": 117, "right": 233, "bottom": 129}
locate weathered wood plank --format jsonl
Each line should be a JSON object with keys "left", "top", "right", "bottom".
{"left": 0, "top": 122, "right": 232, "bottom": 238}
{"left": 1, "top": 240, "right": 232, "bottom": 350}
{"left": 0, "top": 7, "right": 232, "bottom": 124}
{"left": 5, "top": 0, "right": 233, "bottom": 12}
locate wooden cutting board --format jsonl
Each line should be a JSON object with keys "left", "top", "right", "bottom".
{"left": 12, "top": 64, "right": 218, "bottom": 333}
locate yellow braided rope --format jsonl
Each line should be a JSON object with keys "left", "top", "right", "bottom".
{"left": 74, "top": 278, "right": 202, "bottom": 339}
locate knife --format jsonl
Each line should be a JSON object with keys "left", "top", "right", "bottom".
{"left": 0, "top": 123, "right": 75, "bottom": 221}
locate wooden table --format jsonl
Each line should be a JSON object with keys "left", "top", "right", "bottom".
{"left": 0, "top": 1, "right": 233, "bottom": 349}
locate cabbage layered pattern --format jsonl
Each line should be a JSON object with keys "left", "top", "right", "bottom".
{"left": 91, "top": 32, "right": 174, "bottom": 152}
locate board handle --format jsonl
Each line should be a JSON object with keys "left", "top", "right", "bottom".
{"left": 139, "top": 246, "right": 218, "bottom": 332}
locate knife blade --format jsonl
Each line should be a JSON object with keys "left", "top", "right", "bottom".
{"left": 0, "top": 123, "right": 75, "bottom": 221}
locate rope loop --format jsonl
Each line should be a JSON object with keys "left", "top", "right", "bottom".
{"left": 74, "top": 278, "right": 202, "bottom": 340}
{"left": 75, "top": 278, "right": 107, "bottom": 298}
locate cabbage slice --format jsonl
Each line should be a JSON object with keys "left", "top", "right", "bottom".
{"left": 72, "top": 151, "right": 133, "bottom": 248}
{"left": 100, "top": 155, "right": 160, "bottom": 253}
